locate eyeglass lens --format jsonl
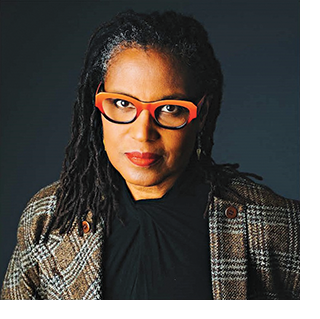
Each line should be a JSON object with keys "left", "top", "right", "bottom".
{"left": 101, "top": 98, "right": 190, "bottom": 127}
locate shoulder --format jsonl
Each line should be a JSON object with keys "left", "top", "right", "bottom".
{"left": 210, "top": 164, "right": 299, "bottom": 212}
{"left": 27, "top": 181, "right": 60, "bottom": 206}
{"left": 214, "top": 169, "right": 300, "bottom": 230}
{"left": 229, "top": 175, "right": 299, "bottom": 211}
{"left": 18, "top": 181, "right": 60, "bottom": 245}
{"left": 23, "top": 181, "right": 60, "bottom": 219}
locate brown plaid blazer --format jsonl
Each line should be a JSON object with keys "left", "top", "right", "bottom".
{"left": 1, "top": 177, "right": 300, "bottom": 300}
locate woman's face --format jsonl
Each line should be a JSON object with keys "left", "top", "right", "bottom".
{"left": 101, "top": 48, "right": 202, "bottom": 200}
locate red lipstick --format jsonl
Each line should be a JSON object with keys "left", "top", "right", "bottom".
{"left": 125, "top": 152, "right": 161, "bottom": 167}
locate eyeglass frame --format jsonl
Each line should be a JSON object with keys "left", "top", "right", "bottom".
{"left": 95, "top": 82, "right": 206, "bottom": 130}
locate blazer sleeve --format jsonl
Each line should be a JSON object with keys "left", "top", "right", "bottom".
{"left": 1, "top": 200, "right": 41, "bottom": 299}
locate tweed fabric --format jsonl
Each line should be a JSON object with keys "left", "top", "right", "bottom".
{"left": 208, "top": 178, "right": 299, "bottom": 299}
{"left": 1, "top": 177, "right": 299, "bottom": 300}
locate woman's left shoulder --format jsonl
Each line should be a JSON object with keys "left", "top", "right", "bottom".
{"left": 230, "top": 176, "right": 299, "bottom": 213}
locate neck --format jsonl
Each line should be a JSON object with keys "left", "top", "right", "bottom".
{"left": 125, "top": 175, "right": 180, "bottom": 201}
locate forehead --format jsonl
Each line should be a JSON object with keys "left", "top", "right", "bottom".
{"left": 103, "top": 47, "right": 195, "bottom": 101}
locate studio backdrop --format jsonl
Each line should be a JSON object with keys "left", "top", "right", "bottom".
{"left": 0, "top": 0, "right": 299, "bottom": 284}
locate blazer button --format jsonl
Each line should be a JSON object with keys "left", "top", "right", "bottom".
{"left": 225, "top": 206, "right": 238, "bottom": 219}
{"left": 82, "top": 221, "right": 91, "bottom": 233}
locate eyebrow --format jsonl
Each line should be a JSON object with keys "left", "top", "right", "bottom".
{"left": 112, "top": 91, "right": 191, "bottom": 102}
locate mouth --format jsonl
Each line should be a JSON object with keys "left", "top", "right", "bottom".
{"left": 125, "top": 152, "right": 162, "bottom": 167}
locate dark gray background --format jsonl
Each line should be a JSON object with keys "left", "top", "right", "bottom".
{"left": 0, "top": 0, "right": 299, "bottom": 285}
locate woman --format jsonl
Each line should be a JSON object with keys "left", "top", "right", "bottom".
{"left": 1, "top": 10, "right": 299, "bottom": 300}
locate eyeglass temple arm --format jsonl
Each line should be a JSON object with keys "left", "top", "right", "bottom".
{"left": 96, "top": 82, "right": 102, "bottom": 95}
{"left": 197, "top": 95, "right": 206, "bottom": 115}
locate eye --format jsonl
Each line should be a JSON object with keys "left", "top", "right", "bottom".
{"left": 161, "top": 105, "right": 181, "bottom": 114}
{"left": 114, "top": 99, "right": 131, "bottom": 108}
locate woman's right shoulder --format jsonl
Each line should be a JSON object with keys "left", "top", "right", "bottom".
{"left": 24, "top": 181, "right": 60, "bottom": 216}
{"left": 27, "top": 181, "right": 60, "bottom": 205}
{"left": 18, "top": 181, "right": 60, "bottom": 244}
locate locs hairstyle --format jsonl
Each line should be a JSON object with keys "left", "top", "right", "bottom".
{"left": 49, "top": 10, "right": 225, "bottom": 237}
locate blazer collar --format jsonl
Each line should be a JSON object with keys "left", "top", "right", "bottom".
{"left": 46, "top": 197, "right": 248, "bottom": 300}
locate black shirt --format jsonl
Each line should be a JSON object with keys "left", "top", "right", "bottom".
{"left": 103, "top": 169, "right": 212, "bottom": 300}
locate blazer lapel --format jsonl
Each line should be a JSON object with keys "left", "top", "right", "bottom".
{"left": 208, "top": 197, "right": 248, "bottom": 299}
{"left": 40, "top": 214, "right": 104, "bottom": 300}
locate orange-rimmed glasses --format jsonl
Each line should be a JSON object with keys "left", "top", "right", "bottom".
{"left": 95, "top": 82, "right": 205, "bottom": 129}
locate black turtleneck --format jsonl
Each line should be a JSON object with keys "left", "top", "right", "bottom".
{"left": 103, "top": 167, "right": 212, "bottom": 300}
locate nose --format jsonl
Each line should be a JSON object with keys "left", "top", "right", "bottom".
{"left": 129, "top": 110, "right": 160, "bottom": 142}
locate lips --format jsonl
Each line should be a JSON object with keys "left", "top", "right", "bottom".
{"left": 125, "top": 152, "right": 161, "bottom": 167}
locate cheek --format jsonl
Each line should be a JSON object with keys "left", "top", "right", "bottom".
{"left": 165, "top": 128, "right": 197, "bottom": 164}
{"left": 101, "top": 118, "right": 123, "bottom": 158}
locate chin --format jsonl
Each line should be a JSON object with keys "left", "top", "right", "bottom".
{"left": 123, "top": 171, "right": 166, "bottom": 187}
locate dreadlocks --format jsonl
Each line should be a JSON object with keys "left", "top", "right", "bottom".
{"left": 49, "top": 10, "right": 242, "bottom": 238}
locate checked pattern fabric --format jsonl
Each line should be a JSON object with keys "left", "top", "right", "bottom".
{"left": 1, "top": 176, "right": 299, "bottom": 299}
